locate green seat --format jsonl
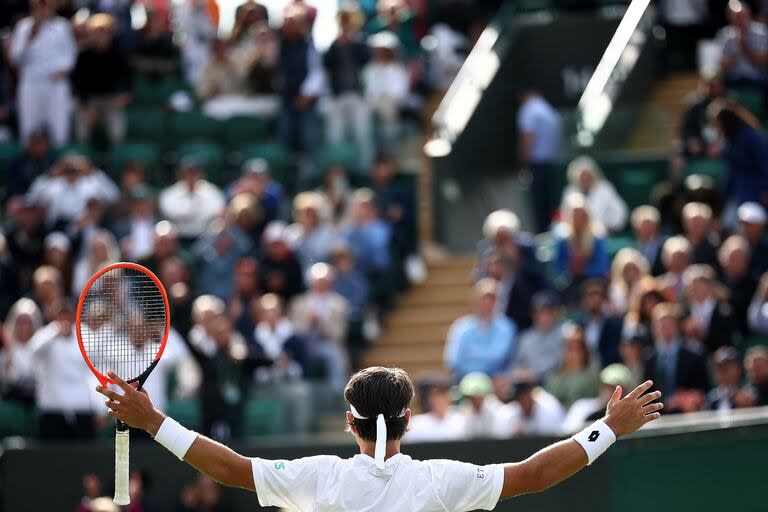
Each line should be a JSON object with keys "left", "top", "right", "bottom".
{"left": 166, "top": 398, "right": 201, "bottom": 431}
{"left": 613, "top": 168, "right": 657, "bottom": 210}
{"left": 125, "top": 108, "right": 168, "bottom": 143}
{"left": 238, "top": 142, "right": 294, "bottom": 186}
{"left": 222, "top": 116, "right": 272, "bottom": 148}
{"left": 244, "top": 398, "right": 285, "bottom": 437}
{"left": 177, "top": 141, "right": 226, "bottom": 185}
{"left": 172, "top": 112, "right": 222, "bottom": 143}
{"left": 133, "top": 78, "right": 171, "bottom": 107}
{"left": 110, "top": 142, "right": 161, "bottom": 182}
{"left": 606, "top": 236, "right": 634, "bottom": 259}
{"left": 0, "top": 142, "right": 23, "bottom": 172}
{"left": 729, "top": 89, "right": 765, "bottom": 120}
{"left": 683, "top": 158, "right": 725, "bottom": 181}
{"left": 0, "top": 401, "right": 33, "bottom": 437}
{"left": 316, "top": 143, "right": 363, "bottom": 175}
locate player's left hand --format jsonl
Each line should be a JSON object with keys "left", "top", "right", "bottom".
{"left": 96, "top": 371, "right": 166, "bottom": 436}
{"left": 603, "top": 380, "right": 663, "bottom": 437}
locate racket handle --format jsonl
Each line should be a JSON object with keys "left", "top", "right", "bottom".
{"left": 113, "top": 429, "right": 131, "bottom": 506}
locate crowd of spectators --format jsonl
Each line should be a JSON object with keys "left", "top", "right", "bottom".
{"left": 0, "top": 0, "right": 502, "bottom": 443}
{"left": 421, "top": 189, "right": 768, "bottom": 440}
{"left": 420, "top": 1, "right": 768, "bottom": 437}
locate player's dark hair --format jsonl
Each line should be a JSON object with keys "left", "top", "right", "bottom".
{"left": 344, "top": 367, "right": 415, "bottom": 442}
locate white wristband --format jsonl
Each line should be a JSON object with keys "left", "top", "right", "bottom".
{"left": 572, "top": 420, "right": 616, "bottom": 465}
{"left": 154, "top": 417, "right": 198, "bottom": 460}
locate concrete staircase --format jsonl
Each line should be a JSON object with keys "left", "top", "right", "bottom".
{"left": 628, "top": 72, "right": 700, "bottom": 152}
{"left": 361, "top": 256, "right": 475, "bottom": 379}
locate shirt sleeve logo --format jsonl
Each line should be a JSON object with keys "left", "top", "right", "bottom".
{"left": 274, "top": 462, "right": 286, "bottom": 470}
{"left": 476, "top": 467, "right": 485, "bottom": 480}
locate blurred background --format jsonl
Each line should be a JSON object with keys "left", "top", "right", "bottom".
{"left": 1, "top": 0, "right": 768, "bottom": 510}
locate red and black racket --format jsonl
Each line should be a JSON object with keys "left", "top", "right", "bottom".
{"left": 75, "top": 262, "right": 170, "bottom": 506}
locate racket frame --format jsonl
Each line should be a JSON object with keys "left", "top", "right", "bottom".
{"left": 74, "top": 261, "right": 171, "bottom": 506}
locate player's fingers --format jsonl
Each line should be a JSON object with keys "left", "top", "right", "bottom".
{"left": 627, "top": 380, "right": 653, "bottom": 400}
{"left": 107, "top": 410, "right": 121, "bottom": 420}
{"left": 108, "top": 372, "right": 134, "bottom": 394}
{"left": 639, "top": 390, "right": 662, "bottom": 405}
{"left": 96, "top": 385, "right": 122, "bottom": 401}
{"left": 642, "top": 412, "right": 661, "bottom": 423}
{"left": 642, "top": 402, "right": 664, "bottom": 414}
{"left": 607, "top": 385, "right": 622, "bottom": 406}
{"left": 105, "top": 399, "right": 122, "bottom": 410}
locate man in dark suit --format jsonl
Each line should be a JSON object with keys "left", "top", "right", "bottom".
{"left": 707, "top": 346, "right": 755, "bottom": 411}
{"left": 576, "top": 279, "right": 623, "bottom": 368}
{"left": 682, "top": 264, "right": 738, "bottom": 353}
{"left": 645, "top": 303, "right": 709, "bottom": 413}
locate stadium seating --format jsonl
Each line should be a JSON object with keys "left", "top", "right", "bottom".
{"left": 0, "top": 401, "right": 34, "bottom": 437}
{"left": 237, "top": 142, "right": 294, "bottom": 187}
{"left": 125, "top": 107, "right": 169, "bottom": 144}
{"left": 109, "top": 142, "right": 162, "bottom": 183}
{"left": 166, "top": 398, "right": 202, "bottom": 431}
{"left": 222, "top": 116, "right": 272, "bottom": 149}
{"left": 176, "top": 141, "right": 227, "bottom": 185}
{"left": 0, "top": 141, "right": 22, "bottom": 173}
{"left": 683, "top": 158, "right": 725, "bottom": 180}
{"left": 171, "top": 112, "right": 222, "bottom": 144}
{"left": 244, "top": 398, "right": 286, "bottom": 437}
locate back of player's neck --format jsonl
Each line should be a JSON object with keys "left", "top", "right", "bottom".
{"left": 360, "top": 441, "right": 401, "bottom": 461}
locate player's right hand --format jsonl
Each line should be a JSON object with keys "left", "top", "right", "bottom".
{"left": 602, "top": 380, "right": 663, "bottom": 437}
{"left": 96, "top": 371, "right": 166, "bottom": 436}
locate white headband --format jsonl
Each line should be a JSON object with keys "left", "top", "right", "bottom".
{"left": 349, "top": 404, "right": 406, "bottom": 469}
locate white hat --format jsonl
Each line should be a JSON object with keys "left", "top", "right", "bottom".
{"left": 368, "top": 31, "right": 400, "bottom": 50}
{"left": 263, "top": 221, "right": 288, "bottom": 244}
{"left": 737, "top": 202, "right": 767, "bottom": 225}
{"left": 44, "top": 231, "right": 71, "bottom": 253}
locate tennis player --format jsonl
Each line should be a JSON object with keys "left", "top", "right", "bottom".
{"left": 96, "top": 366, "right": 662, "bottom": 511}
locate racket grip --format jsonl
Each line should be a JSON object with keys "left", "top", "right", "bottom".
{"left": 113, "top": 429, "right": 131, "bottom": 506}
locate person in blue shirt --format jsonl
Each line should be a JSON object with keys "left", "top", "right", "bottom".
{"left": 709, "top": 99, "right": 768, "bottom": 220}
{"left": 553, "top": 192, "right": 610, "bottom": 291}
{"left": 342, "top": 188, "right": 393, "bottom": 310}
{"left": 444, "top": 278, "right": 517, "bottom": 380}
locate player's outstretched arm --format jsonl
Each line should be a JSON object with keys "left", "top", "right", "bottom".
{"left": 96, "top": 372, "right": 255, "bottom": 491}
{"left": 499, "top": 380, "right": 662, "bottom": 499}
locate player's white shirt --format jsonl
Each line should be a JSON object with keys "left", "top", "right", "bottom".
{"left": 403, "top": 410, "right": 466, "bottom": 443}
{"left": 251, "top": 453, "right": 504, "bottom": 512}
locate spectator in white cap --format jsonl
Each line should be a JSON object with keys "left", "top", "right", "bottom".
{"left": 363, "top": 31, "right": 409, "bottom": 154}
{"left": 737, "top": 201, "right": 768, "bottom": 274}
{"left": 259, "top": 221, "right": 305, "bottom": 300}
{"left": 457, "top": 372, "right": 502, "bottom": 439}
{"left": 559, "top": 156, "right": 628, "bottom": 233}
{"left": 289, "top": 262, "right": 350, "bottom": 389}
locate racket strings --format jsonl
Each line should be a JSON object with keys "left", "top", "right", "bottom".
{"left": 80, "top": 267, "right": 167, "bottom": 381}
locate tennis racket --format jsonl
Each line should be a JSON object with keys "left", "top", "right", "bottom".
{"left": 75, "top": 262, "right": 170, "bottom": 506}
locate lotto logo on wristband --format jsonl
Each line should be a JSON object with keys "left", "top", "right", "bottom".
{"left": 588, "top": 431, "right": 600, "bottom": 442}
